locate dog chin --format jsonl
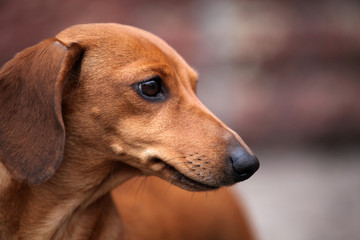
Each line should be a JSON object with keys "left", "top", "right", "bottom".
{"left": 151, "top": 163, "right": 221, "bottom": 191}
{"left": 171, "top": 176, "right": 220, "bottom": 192}
{"left": 130, "top": 157, "right": 222, "bottom": 191}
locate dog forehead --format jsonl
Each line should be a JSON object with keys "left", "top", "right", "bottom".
{"left": 56, "top": 23, "right": 197, "bottom": 83}
{"left": 57, "top": 24, "right": 176, "bottom": 61}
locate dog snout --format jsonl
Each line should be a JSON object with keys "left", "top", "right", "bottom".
{"left": 228, "top": 146, "right": 259, "bottom": 182}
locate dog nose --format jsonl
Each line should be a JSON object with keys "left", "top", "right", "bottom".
{"left": 228, "top": 146, "right": 259, "bottom": 182}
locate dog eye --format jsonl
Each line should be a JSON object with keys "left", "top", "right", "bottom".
{"left": 135, "top": 76, "right": 166, "bottom": 101}
{"left": 139, "top": 79, "right": 161, "bottom": 97}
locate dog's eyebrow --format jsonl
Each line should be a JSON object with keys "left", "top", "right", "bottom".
{"left": 188, "top": 68, "right": 199, "bottom": 85}
{"left": 135, "top": 62, "right": 172, "bottom": 77}
{"left": 151, "top": 66, "right": 172, "bottom": 77}
{"left": 189, "top": 68, "right": 198, "bottom": 80}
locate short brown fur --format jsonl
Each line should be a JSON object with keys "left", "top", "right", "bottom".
{"left": 0, "top": 23, "right": 256, "bottom": 239}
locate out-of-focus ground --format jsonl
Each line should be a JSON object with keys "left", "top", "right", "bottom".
{"left": 1, "top": 0, "right": 359, "bottom": 239}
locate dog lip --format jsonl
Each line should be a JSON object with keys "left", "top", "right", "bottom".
{"left": 148, "top": 157, "right": 219, "bottom": 191}
{"left": 172, "top": 171, "right": 219, "bottom": 191}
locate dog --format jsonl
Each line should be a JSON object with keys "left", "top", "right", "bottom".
{"left": 0, "top": 23, "right": 259, "bottom": 239}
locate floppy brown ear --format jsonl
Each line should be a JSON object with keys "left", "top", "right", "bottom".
{"left": 0, "top": 38, "right": 84, "bottom": 185}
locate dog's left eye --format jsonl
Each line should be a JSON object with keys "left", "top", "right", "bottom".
{"left": 135, "top": 76, "right": 166, "bottom": 101}
{"left": 140, "top": 79, "right": 161, "bottom": 97}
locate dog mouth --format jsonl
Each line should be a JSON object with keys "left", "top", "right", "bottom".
{"left": 148, "top": 157, "right": 219, "bottom": 191}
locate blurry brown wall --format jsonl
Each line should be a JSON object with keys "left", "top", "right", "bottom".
{"left": 1, "top": 0, "right": 360, "bottom": 147}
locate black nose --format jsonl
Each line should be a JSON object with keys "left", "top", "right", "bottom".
{"left": 229, "top": 146, "right": 259, "bottom": 182}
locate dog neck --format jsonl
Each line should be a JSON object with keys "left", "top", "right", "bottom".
{"left": 0, "top": 154, "right": 140, "bottom": 240}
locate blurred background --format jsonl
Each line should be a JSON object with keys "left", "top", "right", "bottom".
{"left": 1, "top": 0, "right": 359, "bottom": 239}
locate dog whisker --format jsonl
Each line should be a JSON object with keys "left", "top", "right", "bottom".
{"left": 134, "top": 177, "right": 147, "bottom": 201}
{"left": 163, "top": 175, "right": 177, "bottom": 199}
{"left": 110, "top": 160, "right": 116, "bottom": 178}
{"left": 123, "top": 176, "right": 141, "bottom": 196}
{"left": 190, "top": 192, "right": 195, "bottom": 201}
{"left": 140, "top": 176, "right": 148, "bottom": 200}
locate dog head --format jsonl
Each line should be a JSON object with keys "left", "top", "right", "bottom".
{"left": 0, "top": 23, "right": 258, "bottom": 190}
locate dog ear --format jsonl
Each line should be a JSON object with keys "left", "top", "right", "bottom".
{"left": 0, "top": 38, "right": 84, "bottom": 185}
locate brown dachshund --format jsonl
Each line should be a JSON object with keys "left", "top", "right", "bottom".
{"left": 0, "top": 23, "right": 259, "bottom": 239}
